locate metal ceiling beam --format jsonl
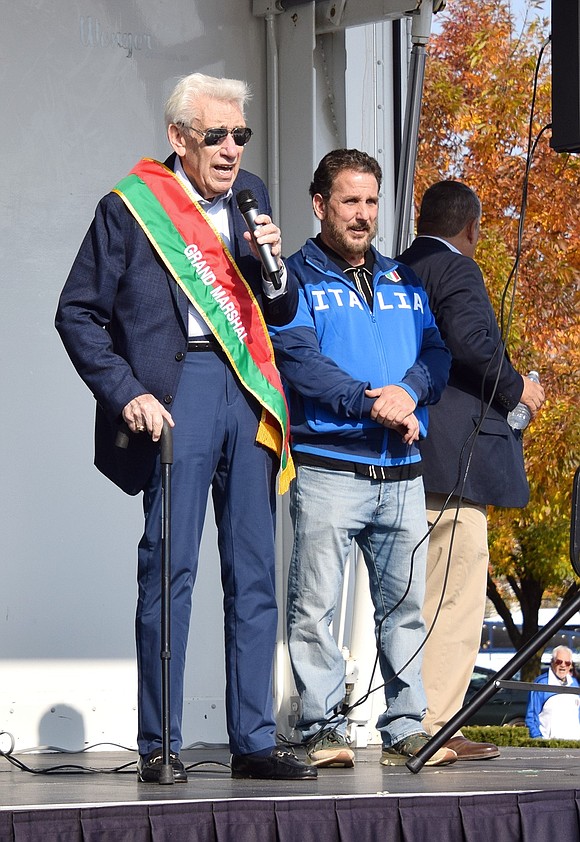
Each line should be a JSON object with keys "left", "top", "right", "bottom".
{"left": 253, "top": 0, "right": 421, "bottom": 31}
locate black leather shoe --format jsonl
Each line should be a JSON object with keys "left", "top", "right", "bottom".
{"left": 137, "top": 748, "right": 188, "bottom": 783}
{"left": 231, "top": 747, "right": 318, "bottom": 780}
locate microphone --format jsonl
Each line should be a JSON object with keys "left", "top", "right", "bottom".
{"left": 236, "top": 189, "right": 282, "bottom": 289}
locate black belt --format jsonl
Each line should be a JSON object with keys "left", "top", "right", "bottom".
{"left": 187, "top": 337, "right": 219, "bottom": 352}
{"left": 295, "top": 452, "right": 423, "bottom": 482}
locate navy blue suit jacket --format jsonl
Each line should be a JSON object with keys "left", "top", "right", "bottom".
{"left": 56, "top": 157, "right": 297, "bottom": 494}
{"left": 397, "top": 236, "right": 529, "bottom": 508}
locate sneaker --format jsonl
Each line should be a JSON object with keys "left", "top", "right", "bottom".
{"left": 307, "top": 732, "right": 355, "bottom": 768}
{"left": 380, "top": 733, "right": 456, "bottom": 767}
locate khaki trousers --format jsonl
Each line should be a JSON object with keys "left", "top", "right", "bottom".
{"left": 421, "top": 492, "right": 489, "bottom": 736}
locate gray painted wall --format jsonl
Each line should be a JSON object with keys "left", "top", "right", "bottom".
{"left": 1, "top": 0, "right": 271, "bottom": 751}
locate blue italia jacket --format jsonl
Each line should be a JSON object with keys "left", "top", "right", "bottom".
{"left": 269, "top": 238, "right": 451, "bottom": 468}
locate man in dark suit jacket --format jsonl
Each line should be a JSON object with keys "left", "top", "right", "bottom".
{"left": 397, "top": 180, "right": 545, "bottom": 761}
{"left": 56, "top": 72, "right": 315, "bottom": 784}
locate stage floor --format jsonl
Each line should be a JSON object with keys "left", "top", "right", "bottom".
{"left": 3, "top": 745, "right": 580, "bottom": 809}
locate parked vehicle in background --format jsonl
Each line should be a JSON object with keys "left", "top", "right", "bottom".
{"left": 462, "top": 665, "right": 529, "bottom": 727}
{"left": 476, "top": 611, "right": 580, "bottom": 672}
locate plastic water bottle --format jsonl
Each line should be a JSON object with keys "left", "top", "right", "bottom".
{"left": 507, "top": 370, "right": 540, "bottom": 430}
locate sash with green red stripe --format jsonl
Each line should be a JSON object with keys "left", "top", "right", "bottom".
{"left": 112, "top": 158, "right": 294, "bottom": 492}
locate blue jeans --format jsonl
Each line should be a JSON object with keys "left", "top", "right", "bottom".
{"left": 287, "top": 465, "right": 428, "bottom": 748}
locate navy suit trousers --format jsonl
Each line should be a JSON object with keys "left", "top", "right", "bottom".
{"left": 136, "top": 350, "right": 278, "bottom": 756}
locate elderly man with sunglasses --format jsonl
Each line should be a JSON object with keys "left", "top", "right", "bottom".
{"left": 56, "top": 73, "right": 315, "bottom": 783}
{"left": 525, "top": 646, "right": 580, "bottom": 739}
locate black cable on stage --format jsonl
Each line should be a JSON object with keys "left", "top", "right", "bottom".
{"left": 0, "top": 733, "right": 230, "bottom": 776}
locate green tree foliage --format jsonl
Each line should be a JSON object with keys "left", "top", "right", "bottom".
{"left": 415, "top": 0, "right": 580, "bottom": 678}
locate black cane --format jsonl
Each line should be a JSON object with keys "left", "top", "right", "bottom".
{"left": 158, "top": 420, "right": 174, "bottom": 784}
{"left": 116, "top": 419, "right": 175, "bottom": 784}
{"left": 407, "top": 465, "right": 580, "bottom": 773}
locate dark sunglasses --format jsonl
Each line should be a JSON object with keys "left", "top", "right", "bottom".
{"left": 553, "top": 658, "right": 572, "bottom": 667}
{"left": 187, "top": 125, "right": 253, "bottom": 147}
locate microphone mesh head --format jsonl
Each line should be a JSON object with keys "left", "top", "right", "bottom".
{"left": 236, "top": 189, "right": 258, "bottom": 212}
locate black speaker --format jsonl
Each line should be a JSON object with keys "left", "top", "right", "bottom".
{"left": 551, "top": 0, "right": 580, "bottom": 152}
{"left": 571, "top": 466, "right": 580, "bottom": 576}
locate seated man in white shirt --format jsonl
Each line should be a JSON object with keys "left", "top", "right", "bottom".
{"left": 525, "top": 646, "right": 580, "bottom": 740}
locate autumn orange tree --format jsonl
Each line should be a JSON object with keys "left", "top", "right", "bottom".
{"left": 415, "top": 0, "right": 580, "bottom": 677}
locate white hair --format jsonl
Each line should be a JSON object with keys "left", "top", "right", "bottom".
{"left": 164, "top": 73, "right": 251, "bottom": 129}
{"left": 552, "top": 645, "right": 574, "bottom": 661}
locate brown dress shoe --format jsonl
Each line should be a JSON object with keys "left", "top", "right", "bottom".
{"left": 443, "top": 735, "right": 500, "bottom": 761}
